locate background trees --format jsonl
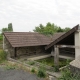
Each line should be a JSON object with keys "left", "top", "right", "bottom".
{"left": 33, "top": 22, "right": 71, "bottom": 35}
{"left": 8, "top": 23, "right": 13, "bottom": 31}
{"left": 1, "top": 23, "right": 13, "bottom": 34}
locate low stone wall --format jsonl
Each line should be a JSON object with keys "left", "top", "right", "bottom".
{"left": 70, "top": 65, "right": 80, "bottom": 74}
{"left": 70, "top": 58, "right": 80, "bottom": 74}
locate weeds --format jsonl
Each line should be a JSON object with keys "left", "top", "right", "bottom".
{"left": 0, "top": 50, "right": 7, "bottom": 63}
{"left": 31, "top": 67, "right": 35, "bottom": 73}
{"left": 5, "top": 64, "right": 16, "bottom": 70}
{"left": 54, "top": 66, "right": 59, "bottom": 72}
{"left": 37, "top": 64, "right": 46, "bottom": 78}
{"left": 27, "top": 61, "right": 35, "bottom": 65}
{"left": 58, "top": 68, "right": 80, "bottom": 80}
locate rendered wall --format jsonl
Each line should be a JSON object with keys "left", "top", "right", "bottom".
{"left": 75, "top": 31, "right": 80, "bottom": 59}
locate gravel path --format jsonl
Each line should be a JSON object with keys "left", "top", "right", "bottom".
{"left": 0, "top": 67, "right": 44, "bottom": 80}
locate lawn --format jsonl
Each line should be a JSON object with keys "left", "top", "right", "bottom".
{"left": 37, "top": 56, "right": 71, "bottom": 68}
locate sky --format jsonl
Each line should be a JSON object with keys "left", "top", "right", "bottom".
{"left": 0, "top": 0, "right": 80, "bottom": 32}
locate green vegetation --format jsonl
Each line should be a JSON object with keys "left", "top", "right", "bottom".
{"left": 0, "top": 50, "right": 7, "bottom": 63}
{"left": 37, "top": 57, "right": 71, "bottom": 68}
{"left": 8, "top": 23, "right": 13, "bottom": 31}
{"left": 58, "top": 68, "right": 80, "bottom": 80}
{"left": 54, "top": 66, "right": 59, "bottom": 72}
{"left": 31, "top": 67, "right": 35, "bottom": 73}
{"left": 27, "top": 61, "right": 35, "bottom": 65}
{"left": 5, "top": 64, "right": 16, "bottom": 70}
{"left": 0, "top": 35, "right": 3, "bottom": 41}
{"left": 0, "top": 23, "right": 13, "bottom": 34}
{"left": 37, "top": 64, "right": 46, "bottom": 78}
{"left": 33, "top": 22, "right": 71, "bottom": 35}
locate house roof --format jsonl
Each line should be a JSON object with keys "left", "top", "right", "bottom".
{"left": 45, "top": 24, "right": 79, "bottom": 50}
{"left": 4, "top": 32, "right": 52, "bottom": 47}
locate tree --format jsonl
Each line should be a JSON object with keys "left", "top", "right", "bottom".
{"left": 1, "top": 28, "right": 8, "bottom": 34}
{"left": 63, "top": 27, "right": 71, "bottom": 32}
{"left": 1, "top": 23, "right": 13, "bottom": 34}
{"left": 57, "top": 27, "right": 64, "bottom": 32}
{"left": 33, "top": 22, "right": 71, "bottom": 35}
{"left": 34, "top": 22, "right": 61, "bottom": 35}
{"left": 8, "top": 23, "right": 13, "bottom": 31}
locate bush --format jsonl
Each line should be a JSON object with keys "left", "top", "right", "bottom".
{"left": 37, "top": 65, "right": 46, "bottom": 78}
{"left": 0, "top": 50, "right": 7, "bottom": 63}
{"left": 31, "top": 67, "right": 35, "bottom": 73}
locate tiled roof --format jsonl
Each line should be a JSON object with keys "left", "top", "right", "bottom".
{"left": 4, "top": 32, "right": 52, "bottom": 47}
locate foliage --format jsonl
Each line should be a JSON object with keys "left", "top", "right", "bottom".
{"left": 58, "top": 68, "right": 80, "bottom": 80}
{"left": 54, "top": 66, "right": 59, "bottom": 72}
{"left": 1, "top": 23, "right": 13, "bottom": 34}
{"left": 1, "top": 28, "right": 8, "bottom": 34}
{"left": 31, "top": 67, "right": 35, "bottom": 73}
{"left": 37, "top": 57, "right": 71, "bottom": 68}
{"left": 33, "top": 22, "right": 71, "bottom": 35}
{"left": 27, "top": 61, "right": 35, "bottom": 65}
{"left": 8, "top": 23, "right": 13, "bottom": 31}
{"left": 63, "top": 27, "right": 71, "bottom": 32}
{"left": 0, "top": 35, "right": 3, "bottom": 41}
{"left": 5, "top": 64, "right": 16, "bottom": 70}
{"left": 0, "top": 50, "right": 7, "bottom": 63}
{"left": 37, "top": 64, "right": 46, "bottom": 78}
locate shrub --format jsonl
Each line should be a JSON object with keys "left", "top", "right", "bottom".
{"left": 31, "top": 67, "right": 35, "bottom": 73}
{"left": 0, "top": 50, "right": 7, "bottom": 63}
{"left": 37, "top": 65, "right": 46, "bottom": 78}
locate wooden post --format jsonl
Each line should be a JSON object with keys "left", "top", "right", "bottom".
{"left": 54, "top": 45, "right": 59, "bottom": 68}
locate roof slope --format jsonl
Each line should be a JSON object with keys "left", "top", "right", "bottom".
{"left": 45, "top": 24, "right": 79, "bottom": 50}
{"left": 4, "top": 32, "right": 52, "bottom": 47}
{"left": 51, "top": 32, "right": 65, "bottom": 42}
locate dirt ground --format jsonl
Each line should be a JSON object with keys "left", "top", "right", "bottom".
{"left": 0, "top": 67, "right": 44, "bottom": 80}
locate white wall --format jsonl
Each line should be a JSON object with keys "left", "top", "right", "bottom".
{"left": 75, "top": 31, "right": 80, "bottom": 59}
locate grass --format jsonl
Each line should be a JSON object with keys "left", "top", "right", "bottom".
{"left": 37, "top": 64, "right": 46, "bottom": 78}
{"left": 5, "top": 64, "right": 16, "bottom": 70}
{"left": 0, "top": 50, "right": 7, "bottom": 63}
{"left": 31, "top": 67, "right": 35, "bottom": 73}
{"left": 58, "top": 68, "right": 80, "bottom": 80}
{"left": 37, "top": 57, "right": 71, "bottom": 68}
{"left": 27, "top": 61, "right": 35, "bottom": 65}
{"left": 0, "top": 35, "right": 3, "bottom": 41}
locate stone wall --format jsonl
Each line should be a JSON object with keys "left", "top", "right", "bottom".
{"left": 4, "top": 36, "right": 15, "bottom": 58}
{"left": 70, "top": 57, "right": 80, "bottom": 74}
{"left": 16, "top": 46, "right": 45, "bottom": 56}
{"left": 70, "top": 65, "right": 80, "bottom": 74}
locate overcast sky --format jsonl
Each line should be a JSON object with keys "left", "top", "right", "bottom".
{"left": 0, "top": 0, "right": 80, "bottom": 32}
